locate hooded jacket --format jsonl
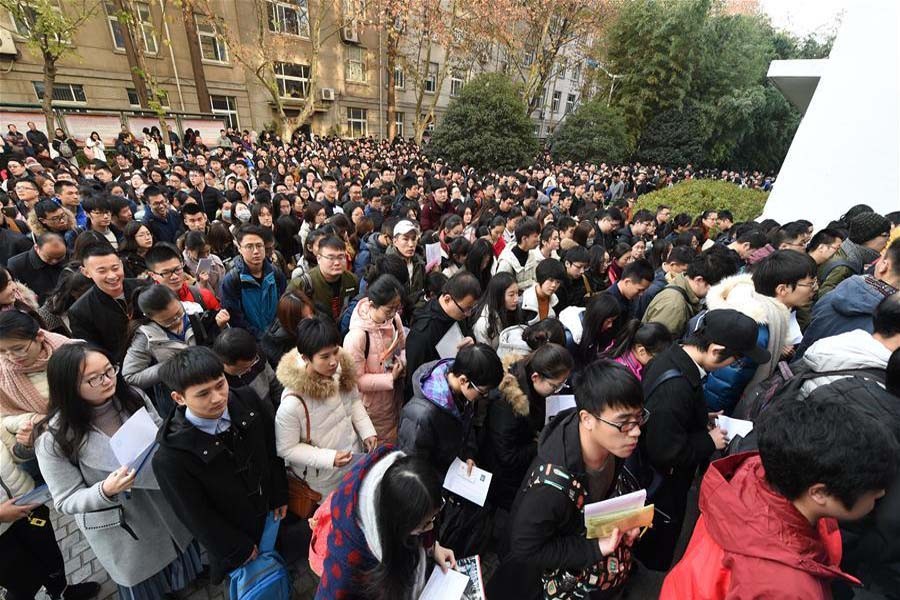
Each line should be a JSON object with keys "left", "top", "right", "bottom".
{"left": 641, "top": 272, "right": 702, "bottom": 337}
{"left": 27, "top": 205, "right": 80, "bottom": 248}
{"left": 496, "top": 244, "right": 539, "bottom": 291}
{"left": 661, "top": 453, "right": 859, "bottom": 600}
{"left": 353, "top": 231, "right": 387, "bottom": 279}
{"left": 344, "top": 297, "right": 406, "bottom": 443}
{"left": 398, "top": 359, "right": 478, "bottom": 475}
{"left": 797, "top": 329, "right": 891, "bottom": 398}
{"left": 274, "top": 349, "right": 376, "bottom": 497}
{"left": 798, "top": 275, "right": 897, "bottom": 357}
{"left": 220, "top": 255, "right": 286, "bottom": 338}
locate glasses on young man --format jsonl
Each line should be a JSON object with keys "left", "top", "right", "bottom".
{"left": 451, "top": 296, "right": 476, "bottom": 317}
{"left": 152, "top": 265, "right": 184, "bottom": 279}
{"left": 467, "top": 381, "right": 490, "bottom": 398}
{"left": 594, "top": 408, "right": 651, "bottom": 433}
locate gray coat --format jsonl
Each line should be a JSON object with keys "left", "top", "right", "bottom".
{"left": 35, "top": 396, "right": 194, "bottom": 587}
{"left": 122, "top": 321, "right": 197, "bottom": 390}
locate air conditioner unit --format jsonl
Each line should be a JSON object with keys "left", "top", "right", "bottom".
{"left": 341, "top": 25, "right": 359, "bottom": 44}
{"left": 0, "top": 30, "right": 17, "bottom": 57}
{"left": 320, "top": 88, "right": 335, "bottom": 101}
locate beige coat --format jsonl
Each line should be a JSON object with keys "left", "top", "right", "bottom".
{"left": 275, "top": 349, "right": 376, "bottom": 497}
{"left": 0, "top": 426, "right": 34, "bottom": 537}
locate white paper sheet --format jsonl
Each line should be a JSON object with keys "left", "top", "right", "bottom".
{"left": 583, "top": 489, "right": 646, "bottom": 519}
{"left": 442, "top": 458, "right": 493, "bottom": 507}
{"left": 716, "top": 415, "right": 754, "bottom": 441}
{"left": 419, "top": 565, "right": 470, "bottom": 600}
{"left": 426, "top": 242, "right": 442, "bottom": 272}
{"left": 545, "top": 395, "right": 577, "bottom": 424}
{"left": 109, "top": 408, "right": 159, "bottom": 471}
{"left": 436, "top": 322, "right": 464, "bottom": 359}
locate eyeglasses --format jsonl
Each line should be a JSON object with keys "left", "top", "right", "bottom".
{"left": 0, "top": 339, "right": 34, "bottom": 357}
{"left": 467, "top": 381, "right": 490, "bottom": 398}
{"left": 795, "top": 280, "right": 819, "bottom": 290}
{"left": 84, "top": 365, "right": 119, "bottom": 388}
{"left": 152, "top": 265, "right": 184, "bottom": 279}
{"left": 41, "top": 215, "right": 68, "bottom": 224}
{"left": 317, "top": 253, "right": 347, "bottom": 263}
{"left": 451, "top": 296, "right": 476, "bottom": 317}
{"left": 594, "top": 408, "right": 651, "bottom": 433}
{"left": 241, "top": 243, "right": 265, "bottom": 252}
{"left": 155, "top": 307, "right": 186, "bottom": 329}
{"left": 539, "top": 374, "right": 567, "bottom": 395}
{"left": 235, "top": 356, "right": 260, "bottom": 377}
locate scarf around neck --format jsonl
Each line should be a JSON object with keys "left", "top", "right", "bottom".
{"left": 0, "top": 329, "right": 74, "bottom": 416}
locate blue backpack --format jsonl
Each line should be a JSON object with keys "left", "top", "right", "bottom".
{"left": 229, "top": 513, "right": 292, "bottom": 600}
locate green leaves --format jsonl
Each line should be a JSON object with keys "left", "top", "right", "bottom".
{"left": 634, "top": 179, "right": 769, "bottom": 223}
{"left": 549, "top": 100, "right": 633, "bottom": 164}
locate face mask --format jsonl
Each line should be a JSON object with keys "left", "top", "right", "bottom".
{"left": 222, "top": 209, "right": 232, "bottom": 220}
{"left": 236, "top": 209, "right": 251, "bottom": 223}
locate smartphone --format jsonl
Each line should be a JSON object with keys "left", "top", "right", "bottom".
{"left": 197, "top": 257, "right": 212, "bottom": 274}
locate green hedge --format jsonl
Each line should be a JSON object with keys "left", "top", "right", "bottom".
{"left": 634, "top": 179, "right": 768, "bottom": 222}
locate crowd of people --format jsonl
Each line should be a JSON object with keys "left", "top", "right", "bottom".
{"left": 0, "top": 122, "right": 899, "bottom": 600}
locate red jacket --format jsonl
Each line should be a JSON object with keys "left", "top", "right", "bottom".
{"left": 419, "top": 195, "right": 450, "bottom": 233}
{"left": 177, "top": 282, "right": 220, "bottom": 311}
{"left": 661, "top": 453, "right": 859, "bottom": 600}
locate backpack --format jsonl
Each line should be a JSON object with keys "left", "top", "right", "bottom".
{"left": 228, "top": 512, "right": 292, "bottom": 600}
{"left": 819, "top": 258, "right": 862, "bottom": 284}
{"left": 186, "top": 285, "right": 208, "bottom": 311}
{"left": 627, "top": 369, "right": 684, "bottom": 499}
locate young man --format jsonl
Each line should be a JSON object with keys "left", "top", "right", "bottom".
{"left": 713, "top": 209, "right": 734, "bottom": 242}
{"left": 521, "top": 258, "right": 565, "bottom": 324}
{"left": 805, "top": 227, "right": 845, "bottom": 266}
{"left": 152, "top": 346, "right": 288, "bottom": 585}
{"left": 819, "top": 211, "right": 891, "bottom": 297}
{"left": 52, "top": 179, "right": 87, "bottom": 229}
{"left": 419, "top": 179, "right": 450, "bottom": 232}
{"left": 606, "top": 259, "right": 655, "bottom": 320}
{"left": 642, "top": 250, "right": 734, "bottom": 336}
{"left": 595, "top": 208, "right": 624, "bottom": 252}
{"left": 6, "top": 232, "right": 67, "bottom": 303}
{"left": 69, "top": 245, "right": 148, "bottom": 362}
{"left": 488, "top": 361, "right": 647, "bottom": 600}
{"left": 617, "top": 209, "right": 655, "bottom": 246}
{"left": 82, "top": 195, "right": 120, "bottom": 250}
{"left": 213, "top": 327, "right": 283, "bottom": 409}
{"left": 556, "top": 245, "right": 592, "bottom": 312}
{"left": 634, "top": 245, "right": 695, "bottom": 321}
{"left": 188, "top": 166, "right": 224, "bottom": 222}
{"left": 385, "top": 219, "right": 426, "bottom": 312}
{"left": 180, "top": 202, "right": 209, "bottom": 236}
{"left": 145, "top": 243, "right": 221, "bottom": 310}
{"left": 28, "top": 198, "right": 81, "bottom": 250}
{"left": 638, "top": 309, "right": 770, "bottom": 571}
{"left": 292, "top": 235, "right": 359, "bottom": 326}
{"left": 142, "top": 185, "right": 181, "bottom": 244}
{"left": 404, "top": 271, "right": 481, "bottom": 400}
{"left": 354, "top": 217, "right": 394, "bottom": 279}
{"left": 724, "top": 228, "right": 768, "bottom": 272}
{"left": 221, "top": 225, "right": 287, "bottom": 338}
{"left": 495, "top": 217, "right": 541, "bottom": 291}
{"left": 661, "top": 397, "right": 895, "bottom": 599}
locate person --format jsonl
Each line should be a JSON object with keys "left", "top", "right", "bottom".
{"left": 291, "top": 235, "right": 359, "bottom": 326}
{"left": 495, "top": 217, "right": 541, "bottom": 291}
{"left": 601, "top": 320, "right": 672, "bottom": 380}
{"left": 122, "top": 285, "right": 226, "bottom": 416}
{"left": 182, "top": 230, "right": 226, "bottom": 298}
{"left": 36, "top": 343, "right": 202, "bottom": 597}
{"left": 661, "top": 397, "right": 896, "bottom": 600}
{"left": 605, "top": 258, "right": 654, "bottom": 321}
{"left": 141, "top": 186, "right": 181, "bottom": 244}
{"left": 52, "top": 180, "right": 87, "bottom": 230}
{"left": 404, "top": 271, "right": 481, "bottom": 399}
{"left": 617, "top": 209, "right": 654, "bottom": 246}
{"left": 633, "top": 245, "right": 694, "bottom": 320}
{"left": 642, "top": 250, "right": 733, "bottom": 336}
{"left": 81, "top": 195, "right": 119, "bottom": 250}
{"left": 188, "top": 165, "right": 224, "bottom": 222}
{"left": 67, "top": 245, "right": 147, "bottom": 363}
{"left": 275, "top": 316, "right": 376, "bottom": 499}
{"left": 472, "top": 271, "right": 523, "bottom": 349}
{"left": 482, "top": 343, "right": 574, "bottom": 511}
{"left": 386, "top": 219, "right": 427, "bottom": 311}
{"left": 806, "top": 227, "right": 844, "bottom": 266}
{"left": 638, "top": 309, "right": 770, "bottom": 571}
{"left": 520, "top": 258, "right": 565, "bottom": 324}
{"left": 145, "top": 243, "right": 220, "bottom": 310}
{"left": 487, "top": 361, "right": 646, "bottom": 600}
{"left": 221, "top": 225, "right": 287, "bottom": 338}
{"left": 117, "top": 221, "right": 153, "bottom": 279}
{"left": 399, "top": 342, "right": 503, "bottom": 476}
{"left": 818, "top": 211, "right": 891, "bottom": 297}
{"left": 344, "top": 274, "right": 407, "bottom": 443}
{"left": 354, "top": 218, "right": 393, "bottom": 279}
{"left": 6, "top": 232, "right": 67, "bottom": 304}
{"left": 28, "top": 198, "right": 81, "bottom": 251}
{"left": 84, "top": 131, "right": 106, "bottom": 163}
{"left": 260, "top": 288, "right": 315, "bottom": 368}
{"left": 314, "top": 450, "right": 457, "bottom": 600}
{"left": 554, "top": 245, "right": 591, "bottom": 312}
{"left": 0, "top": 422, "right": 101, "bottom": 600}
{"left": 213, "top": 327, "right": 282, "bottom": 410}
{"left": 152, "top": 346, "right": 289, "bottom": 585}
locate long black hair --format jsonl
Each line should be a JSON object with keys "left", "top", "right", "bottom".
{"left": 363, "top": 454, "right": 443, "bottom": 600}
{"left": 42, "top": 343, "right": 145, "bottom": 463}
{"left": 474, "top": 271, "right": 523, "bottom": 342}
{"left": 601, "top": 319, "right": 672, "bottom": 360}
{"left": 465, "top": 238, "right": 495, "bottom": 292}
{"left": 578, "top": 293, "right": 623, "bottom": 363}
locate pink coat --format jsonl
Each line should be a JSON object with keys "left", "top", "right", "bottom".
{"left": 343, "top": 298, "right": 406, "bottom": 443}
{"left": 613, "top": 351, "right": 644, "bottom": 380}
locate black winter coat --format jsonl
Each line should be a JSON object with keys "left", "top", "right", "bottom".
{"left": 404, "top": 298, "right": 470, "bottom": 401}
{"left": 68, "top": 279, "right": 149, "bottom": 363}
{"left": 152, "top": 387, "right": 289, "bottom": 583}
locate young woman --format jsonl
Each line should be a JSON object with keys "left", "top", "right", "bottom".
{"left": 182, "top": 231, "right": 226, "bottom": 298}
{"left": 607, "top": 242, "right": 634, "bottom": 285}
{"left": 441, "top": 237, "right": 470, "bottom": 278}
{"left": 300, "top": 201, "right": 327, "bottom": 246}
{"left": 532, "top": 224, "right": 561, "bottom": 262}
{"left": 275, "top": 316, "right": 377, "bottom": 498}
{"left": 0, "top": 267, "right": 42, "bottom": 326}
{"left": 260, "top": 288, "right": 315, "bottom": 369}
{"left": 250, "top": 202, "right": 275, "bottom": 233}
{"left": 472, "top": 272, "right": 523, "bottom": 350}
{"left": 234, "top": 179, "right": 252, "bottom": 205}
{"left": 85, "top": 131, "right": 106, "bottom": 163}
{"left": 315, "top": 450, "right": 457, "bottom": 600}
{"left": 585, "top": 245, "right": 611, "bottom": 294}
{"left": 482, "top": 343, "right": 574, "bottom": 510}
{"left": 573, "top": 292, "right": 624, "bottom": 364}
{"left": 601, "top": 320, "right": 672, "bottom": 380}
{"left": 206, "top": 221, "right": 237, "bottom": 262}
{"left": 465, "top": 238, "right": 495, "bottom": 292}
{"left": 36, "top": 343, "right": 201, "bottom": 598}
{"left": 37, "top": 271, "right": 93, "bottom": 337}
{"left": 118, "top": 221, "right": 153, "bottom": 279}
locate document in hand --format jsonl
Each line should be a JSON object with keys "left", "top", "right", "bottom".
{"left": 419, "top": 566, "right": 470, "bottom": 600}
{"left": 716, "top": 415, "right": 754, "bottom": 441}
{"left": 109, "top": 407, "right": 159, "bottom": 473}
{"left": 442, "top": 457, "right": 492, "bottom": 507}
{"left": 436, "top": 322, "right": 465, "bottom": 359}
{"left": 584, "top": 489, "right": 654, "bottom": 539}
{"left": 14, "top": 484, "right": 52, "bottom": 506}
{"left": 455, "top": 555, "right": 486, "bottom": 600}
{"left": 545, "top": 394, "right": 577, "bottom": 424}
{"left": 425, "top": 242, "right": 442, "bottom": 272}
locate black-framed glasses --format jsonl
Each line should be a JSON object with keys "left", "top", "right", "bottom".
{"left": 84, "top": 365, "right": 119, "bottom": 388}
{"left": 451, "top": 296, "right": 476, "bottom": 317}
{"left": 152, "top": 265, "right": 184, "bottom": 279}
{"left": 595, "top": 408, "right": 650, "bottom": 433}
{"left": 467, "top": 381, "right": 490, "bottom": 398}
{"left": 538, "top": 372, "right": 567, "bottom": 394}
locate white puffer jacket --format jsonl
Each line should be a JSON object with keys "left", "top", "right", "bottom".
{"left": 274, "top": 349, "right": 376, "bottom": 497}
{"left": 0, "top": 426, "right": 35, "bottom": 536}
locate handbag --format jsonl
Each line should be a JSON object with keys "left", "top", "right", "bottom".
{"left": 228, "top": 512, "right": 292, "bottom": 600}
{"left": 285, "top": 394, "right": 323, "bottom": 518}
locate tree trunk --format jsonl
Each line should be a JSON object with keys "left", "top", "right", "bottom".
{"left": 183, "top": 2, "right": 212, "bottom": 113}
{"left": 386, "top": 59, "right": 396, "bottom": 141}
{"left": 41, "top": 54, "right": 57, "bottom": 138}
{"left": 114, "top": 0, "right": 150, "bottom": 108}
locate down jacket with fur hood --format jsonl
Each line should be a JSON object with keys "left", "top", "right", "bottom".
{"left": 274, "top": 348, "right": 376, "bottom": 497}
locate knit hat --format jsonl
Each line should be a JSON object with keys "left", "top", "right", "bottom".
{"left": 849, "top": 212, "right": 890, "bottom": 244}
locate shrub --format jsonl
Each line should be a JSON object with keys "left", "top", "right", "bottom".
{"left": 428, "top": 73, "right": 538, "bottom": 172}
{"left": 634, "top": 179, "right": 768, "bottom": 222}
{"left": 549, "top": 100, "right": 634, "bottom": 164}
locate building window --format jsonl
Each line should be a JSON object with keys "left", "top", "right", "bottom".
{"left": 566, "top": 93, "right": 576, "bottom": 113}
{"left": 522, "top": 50, "right": 534, "bottom": 67}
{"left": 422, "top": 114, "right": 435, "bottom": 134}
{"left": 267, "top": 0, "right": 310, "bottom": 37}
{"left": 211, "top": 95, "right": 239, "bottom": 129}
{"left": 450, "top": 69, "right": 464, "bottom": 97}
{"left": 105, "top": 2, "right": 126, "bottom": 50}
{"left": 570, "top": 62, "right": 581, "bottom": 83}
{"left": 345, "top": 46, "right": 367, "bottom": 83}
{"left": 126, "top": 88, "right": 169, "bottom": 108}
{"left": 394, "top": 66, "right": 404, "bottom": 90}
{"left": 33, "top": 82, "right": 86, "bottom": 104}
{"left": 104, "top": 2, "right": 157, "bottom": 54}
{"left": 347, "top": 107, "right": 368, "bottom": 137}
{"left": 388, "top": 111, "right": 404, "bottom": 137}
{"left": 551, "top": 90, "right": 561, "bottom": 113}
{"left": 275, "top": 62, "right": 310, "bottom": 99}
{"left": 197, "top": 17, "right": 228, "bottom": 63}
{"left": 424, "top": 62, "right": 438, "bottom": 94}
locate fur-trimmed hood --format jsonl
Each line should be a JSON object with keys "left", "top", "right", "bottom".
{"left": 498, "top": 353, "right": 530, "bottom": 417}
{"left": 27, "top": 205, "right": 77, "bottom": 237}
{"left": 705, "top": 273, "right": 789, "bottom": 325}
{"left": 275, "top": 347, "right": 357, "bottom": 400}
